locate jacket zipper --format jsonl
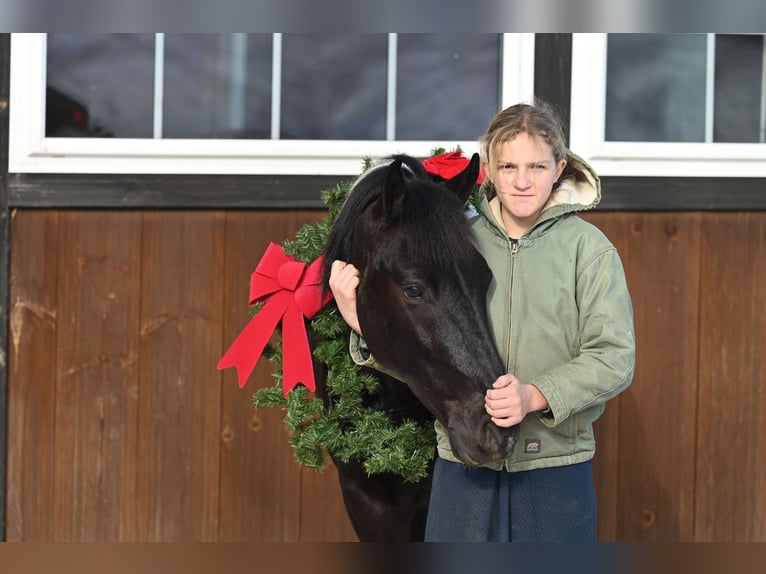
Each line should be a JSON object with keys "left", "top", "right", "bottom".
{"left": 506, "top": 239, "right": 519, "bottom": 372}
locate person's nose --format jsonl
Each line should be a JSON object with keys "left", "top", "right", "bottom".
{"left": 513, "top": 167, "right": 531, "bottom": 190}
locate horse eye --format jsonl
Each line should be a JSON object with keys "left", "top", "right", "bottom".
{"left": 402, "top": 285, "right": 423, "bottom": 299}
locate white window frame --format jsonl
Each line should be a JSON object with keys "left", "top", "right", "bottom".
{"left": 570, "top": 33, "right": 766, "bottom": 178}
{"left": 9, "top": 33, "right": 535, "bottom": 176}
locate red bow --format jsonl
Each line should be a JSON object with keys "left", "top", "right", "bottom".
{"left": 422, "top": 150, "right": 485, "bottom": 184}
{"left": 217, "top": 242, "right": 333, "bottom": 396}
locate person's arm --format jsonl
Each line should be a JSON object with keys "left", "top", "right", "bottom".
{"left": 527, "top": 248, "right": 636, "bottom": 427}
{"left": 485, "top": 248, "right": 635, "bottom": 428}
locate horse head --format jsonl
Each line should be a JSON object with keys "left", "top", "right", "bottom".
{"left": 323, "top": 154, "right": 518, "bottom": 467}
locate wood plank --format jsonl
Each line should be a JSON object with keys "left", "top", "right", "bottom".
{"left": 618, "top": 212, "right": 701, "bottom": 541}
{"left": 695, "top": 212, "right": 766, "bottom": 541}
{"left": 135, "top": 211, "right": 225, "bottom": 541}
{"left": 10, "top": 172, "right": 766, "bottom": 211}
{"left": 6, "top": 210, "right": 59, "bottom": 541}
{"left": 299, "top": 464, "right": 358, "bottom": 542}
{"left": 217, "top": 209, "right": 356, "bottom": 542}
{"left": 51, "top": 210, "right": 142, "bottom": 541}
{"left": 0, "top": 33, "right": 9, "bottom": 542}
{"left": 8, "top": 173, "right": 342, "bottom": 209}
{"left": 583, "top": 212, "right": 630, "bottom": 541}
{"left": 584, "top": 211, "right": 701, "bottom": 541}
{"left": 591, "top": 401, "right": 620, "bottom": 541}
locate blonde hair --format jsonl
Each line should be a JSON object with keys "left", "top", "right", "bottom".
{"left": 480, "top": 101, "right": 569, "bottom": 186}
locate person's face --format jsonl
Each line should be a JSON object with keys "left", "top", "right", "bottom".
{"left": 487, "top": 132, "right": 566, "bottom": 237}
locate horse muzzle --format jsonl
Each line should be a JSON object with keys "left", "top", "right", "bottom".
{"left": 447, "top": 419, "right": 519, "bottom": 467}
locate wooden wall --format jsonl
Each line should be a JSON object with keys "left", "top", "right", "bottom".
{"left": 6, "top": 209, "right": 356, "bottom": 542}
{"left": 584, "top": 211, "right": 766, "bottom": 542}
{"left": 5, "top": 208, "right": 766, "bottom": 542}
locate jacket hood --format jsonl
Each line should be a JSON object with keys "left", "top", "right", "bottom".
{"left": 546, "top": 150, "right": 600, "bottom": 213}
{"left": 479, "top": 150, "right": 600, "bottom": 236}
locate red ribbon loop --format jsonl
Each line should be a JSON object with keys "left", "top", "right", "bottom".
{"left": 421, "top": 150, "right": 485, "bottom": 183}
{"left": 217, "top": 242, "right": 333, "bottom": 396}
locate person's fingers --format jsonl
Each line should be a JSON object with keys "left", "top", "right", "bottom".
{"left": 490, "top": 416, "right": 518, "bottom": 428}
{"left": 492, "top": 373, "right": 516, "bottom": 388}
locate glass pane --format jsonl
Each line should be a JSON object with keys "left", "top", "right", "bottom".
{"left": 46, "top": 34, "right": 155, "bottom": 138}
{"left": 45, "top": 34, "right": 505, "bottom": 143}
{"left": 280, "top": 34, "right": 387, "bottom": 140}
{"left": 396, "top": 34, "right": 500, "bottom": 141}
{"left": 163, "top": 34, "right": 272, "bottom": 139}
{"left": 605, "top": 34, "right": 707, "bottom": 142}
{"left": 714, "top": 34, "right": 765, "bottom": 143}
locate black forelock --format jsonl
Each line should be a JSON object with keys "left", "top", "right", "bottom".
{"left": 396, "top": 179, "right": 475, "bottom": 268}
{"left": 321, "top": 155, "right": 474, "bottom": 289}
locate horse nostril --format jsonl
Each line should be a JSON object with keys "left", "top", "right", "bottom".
{"left": 483, "top": 420, "right": 518, "bottom": 456}
{"left": 483, "top": 420, "right": 504, "bottom": 449}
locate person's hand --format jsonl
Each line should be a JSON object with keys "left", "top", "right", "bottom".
{"left": 329, "top": 260, "right": 362, "bottom": 335}
{"left": 485, "top": 374, "right": 548, "bottom": 427}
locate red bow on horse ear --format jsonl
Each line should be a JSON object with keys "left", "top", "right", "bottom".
{"left": 422, "top": 151, "right": 485, "bottom": 184}
{"left": 217, "top": 243, "right": 333, "bottom": 396}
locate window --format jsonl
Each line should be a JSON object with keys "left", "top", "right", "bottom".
{"left": 10, "top": 33, "right": 535, "bottom": 175}
{"left": 570, "top": 33, "right": 766, "bottom": 177}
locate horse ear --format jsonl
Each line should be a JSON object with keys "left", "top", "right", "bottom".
{"left": 379, "top": 158, "right": 407, "bottom": 224}
{"left": 443, "top": 153, "right": 481, "bottom": 205}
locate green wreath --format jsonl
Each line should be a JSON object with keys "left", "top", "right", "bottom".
{"left": 251, "top": 150, "right": 482, "bottom": 483}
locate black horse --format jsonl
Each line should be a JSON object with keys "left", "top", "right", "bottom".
{"left": 320, "top": 153, "right": 518, "bottom": 541}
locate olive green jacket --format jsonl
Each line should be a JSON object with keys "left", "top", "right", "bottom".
{"left": 351, "top": 152, "right": 635, "bottom": 472}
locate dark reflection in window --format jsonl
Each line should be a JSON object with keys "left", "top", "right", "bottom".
{"left": 163, "top": 34, "right": 272, "bottom": 139}
{"left": 606, "top": 34, "right": 707, "bottom": 142}
{"left": 45, "top": 34, "right": 504, "bottom": 143}
{"left": 280, "top": 34, "right": 388, "bottom": 140}
{"left": 714, "top": 35, "right": 764, "bottom": 143}
{"left": 46, "top": 34, "right": 155, "bottom": 138}
{"left": 396, "top": 34, "right": 500, "bottom": 141}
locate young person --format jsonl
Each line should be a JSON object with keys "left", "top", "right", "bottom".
{"left": 329, "top": 101, "right": 636, "bottom": 542}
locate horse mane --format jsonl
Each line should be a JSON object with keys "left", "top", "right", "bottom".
{"left": 321, "top": 155, "right": 476, "bottom": 292}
